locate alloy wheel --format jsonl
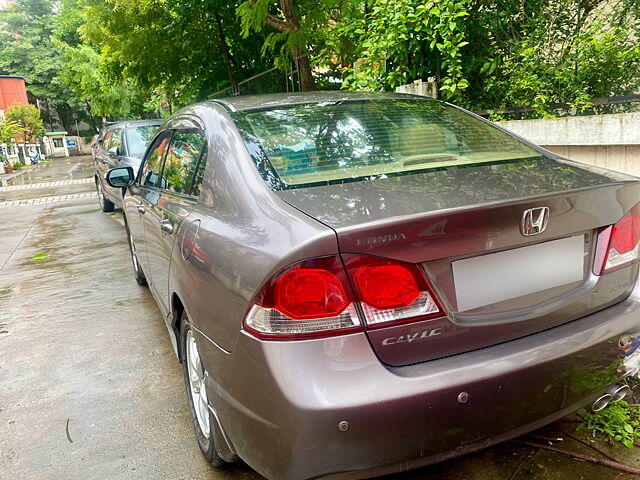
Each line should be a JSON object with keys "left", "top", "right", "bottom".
{"left": 97, "top": 181, "right": 104, "bottom": 209}
{"left": 129, "top": 231, "right": 140, "bottom": 274}
{"left": 186, "top": 329, "right": 210, "bottom": 438}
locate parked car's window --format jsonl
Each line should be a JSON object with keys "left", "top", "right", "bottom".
{"left": 101, "top": 130, "right": 112, "bottom": 150}
{"left": 126, "top": 125, "right": 160, "bottom": 159}
{"left": 231, "top": 100, "right": 542, "bottom": 189}
{"left": 162, "top": 128, "right": 206, "bottom": 195}
{"left": 141, "top": 131, "right": 172, "bottom": 188}
{"left": 109, "top": 128, "right": 123, "bottom": 153}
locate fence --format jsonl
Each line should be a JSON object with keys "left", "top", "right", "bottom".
{"left": 210, "top": 54, "right": 343, "bottom": 99}
{"left": 474, "top": 94, "right": 640, "bottom": 120}
{"left": 211, "top": 55, "right": 308, "bottom": 98}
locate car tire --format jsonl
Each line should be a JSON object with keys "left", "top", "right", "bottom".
{"left": 96, "top": 178, "right": 115, "bottom": 212}
{"left": 124, "top": 214, "right": 147, "bottom": 286}
{"left": 180, "top": 312, "right": 226, "bottom": 467}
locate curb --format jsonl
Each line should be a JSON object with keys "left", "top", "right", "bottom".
{"left": 0, "top": 163, "right": 42, "bottom": 187}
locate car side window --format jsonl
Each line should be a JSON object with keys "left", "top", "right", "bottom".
{"left": 102, "top": 130, "right": 113, "bottom": 150}
{"left": 141, "top": 130, "right": 172, "bottom": 188}
{"left": 163, "top": 128, "right": 206, "bottom": 195}
{"left": 110, "top": 128, "right": 123, "bottom": 153}
{"left": 190, "top": 143, "right": 208, "bottom": 197}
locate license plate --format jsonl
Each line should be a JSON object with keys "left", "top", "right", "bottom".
{"left": 452, "top": 235, "right": 585, "bottom": 312}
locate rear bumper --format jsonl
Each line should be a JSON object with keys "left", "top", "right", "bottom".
{"left": 199, "top": 280, "right": 640, "bottom": 480}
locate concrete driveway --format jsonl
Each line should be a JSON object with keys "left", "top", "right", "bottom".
{"left": 1, "top": 156, "right": 638, "bottom": 480}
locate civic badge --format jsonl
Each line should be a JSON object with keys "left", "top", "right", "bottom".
{"left": 520, "top": 207, "right": 549, "bottom": 236}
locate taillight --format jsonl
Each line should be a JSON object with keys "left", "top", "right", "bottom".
{"left": 594, "top": 204, "right": 640, "bottom": 275}
{"left": 345, "top": 255, "right": 444, "bottom": 329}
{"left": 244, "top": 255, "right": 446, "bottom": 340}
{"left": 244, "top": 256, "right": 361, "bottom": 340}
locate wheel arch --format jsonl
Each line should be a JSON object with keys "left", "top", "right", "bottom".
{"left": 171, "top": 292, "right": 186, "bottom": 362}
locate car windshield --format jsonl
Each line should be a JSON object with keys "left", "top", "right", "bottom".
{"left": 126, "top": 125, "right": 160, "bottom": 158}
{"left": 231, "top": 99, "right": 543, "bottom": 190}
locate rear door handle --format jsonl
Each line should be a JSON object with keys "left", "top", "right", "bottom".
{"left": 136, "top": 205, "right": 146, "bottom": 214}
{"left": 159, "top": 219, "right": 174, "bottom": 235}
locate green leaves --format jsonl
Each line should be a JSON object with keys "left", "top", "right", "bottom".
{"left": 580, "top": 399, "right": 640, "bottom": 449}
{"left": 341, "top": 0, "right": 470, "bottom": 100}
{"left": 5, "top": 104, "right": 45, "bottom": 142}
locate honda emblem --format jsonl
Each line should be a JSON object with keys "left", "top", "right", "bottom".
{"left": 520, "top": 207, "right": 549, "bottom": 236}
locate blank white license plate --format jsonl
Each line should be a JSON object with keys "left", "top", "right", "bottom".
{"left": 452, "top": 235, "right": 585, "bottom": 312}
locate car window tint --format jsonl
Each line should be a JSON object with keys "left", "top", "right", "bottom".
{"left": 163, "top": 128, "right": 206, "bottom": 195}
{"left": 141, "top": 131, "right": 172, "bottom": 188}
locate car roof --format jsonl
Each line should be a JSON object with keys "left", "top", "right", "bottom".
{"left": 210, "top": 91, "right": 437, "bottom": 112}
{"left": 106, "top": 119, "right": 163, "bottom": 129}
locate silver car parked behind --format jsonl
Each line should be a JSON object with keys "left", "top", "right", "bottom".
{"left": 95, "top": 119, "right": 162, "bottom": 212}
{"left": 107, "top": 92, "right": 640, "bottom": 480}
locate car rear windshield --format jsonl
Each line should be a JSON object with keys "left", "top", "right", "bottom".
{"left": 126, "top": 125, "right": 160, "bottom": 158}
{"left": 231, "top": 99, "right": 542, "bottom": 190}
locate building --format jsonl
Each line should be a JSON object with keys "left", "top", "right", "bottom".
{"left": 0, "top": 75, "right": 28, "bottom": 118}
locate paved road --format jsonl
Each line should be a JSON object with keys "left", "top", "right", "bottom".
{"left": 0, "top": 156, "right": 638, "bottom": 480}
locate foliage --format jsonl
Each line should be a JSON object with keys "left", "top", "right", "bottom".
{"left": 2, "top": 0, "right": 639, "bottom": 120}
{"left": 0, "top": 0, "right": 95, "bottom": 131}
{"left": 333, "top": 0, "right": 640, "bottom": 112}
{"left": 0, "top": 120, "right": 21, "bottom": 144}
{"left": 12, "top": 161, "right": 23, "bottom": 170}
{"left": 76, "top": 0, "right": 271, "bottom": 110}
{"left": 5, "top": 104, "right": 45, "bottom": 142}
{"left": 579, "top": 400, "right": 640, "bottom": 449}
{"left": 340, "top": 0, "right": 470, "bottom": 99}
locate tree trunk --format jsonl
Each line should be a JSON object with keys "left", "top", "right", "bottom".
{"left": 294, "top": 48, "right": 316, "bottom": 91}
{"left": 55, "top": 105, "right": 73, "bottom": 134}
{"left": 278, "top": 0, "right": 316, "bottom": 91}
{"left": 214, "top": 12, "right": 239, "bottom": 95}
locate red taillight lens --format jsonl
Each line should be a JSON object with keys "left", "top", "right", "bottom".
{"left": 354, "top": 264, "right": 419, "bottom": 309}
{"left": 611, "top": 215, "right": 640, "bottom": 254}
{"left": 595, "top": 205, "right": 640, "bottom": 275}
{"left": 244, "top": 255, "right": 446, "bottom": 339}
{"left": 244, "top": 256, "right": 361, "bottom": 340}
{"left": 275, "top": 268, "right": 348, "bottom": 319}
{"left": 345, "top": 255, "right": 444, "bottom": 329}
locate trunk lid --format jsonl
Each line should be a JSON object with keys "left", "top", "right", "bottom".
{"left": 277, "top": 157, "right": 640, "bottom": 366}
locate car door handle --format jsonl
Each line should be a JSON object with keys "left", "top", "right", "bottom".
{"left": 136, "top": 205, "right": 146, "bottom": 214}
{"left": 159, "top": 219, "right": 174, "bottom": 234}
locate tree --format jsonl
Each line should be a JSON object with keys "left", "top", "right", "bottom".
{"left": 238, "top": 0, "right": 320, "bottom": 90}
{"left": 76, "top": 0, "right": 272, "bottom": 109}
{"left": 5, "top": 104, "right": 45, "bottom": 145}
{"left": 0, "top": 120, "right": 21, "bottom": 145}
{"left": 0, "top": 0, "right": 95, "bottom": 131}
{"left": 334, "top": 0, "right": 640, "bottom": 114}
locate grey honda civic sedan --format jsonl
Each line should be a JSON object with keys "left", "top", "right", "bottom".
{"left": 106, "top": 92, "right": 640, "bottom": 480}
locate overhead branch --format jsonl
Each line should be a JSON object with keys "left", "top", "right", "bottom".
{"left": 266, "top": 14, "right": 288, "bottom": 32}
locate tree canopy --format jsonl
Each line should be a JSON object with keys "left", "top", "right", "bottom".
{"left": 0, "top": 0, "right": 638, "bottom": 122}
{"left": 5, "top": 104, "right": 45, "bottom": 142}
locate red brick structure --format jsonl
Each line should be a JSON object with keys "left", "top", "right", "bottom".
{"left": 0, "top": 75, "right": 28, "bottom": 112}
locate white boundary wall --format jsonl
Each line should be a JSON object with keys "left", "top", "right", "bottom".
{"left": 499, "top": 113, "right": 640, "bottom": 177}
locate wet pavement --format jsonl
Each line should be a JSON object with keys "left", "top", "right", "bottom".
{"left": 1, "top": 155, "right": 639, "bottom": 480}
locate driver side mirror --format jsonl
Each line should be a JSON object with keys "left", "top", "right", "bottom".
{"left": 108, "top": 146, "right": 120, "bottom": 157}
{"left": 106, "top": 166, "right": 134, "bottom": 188}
